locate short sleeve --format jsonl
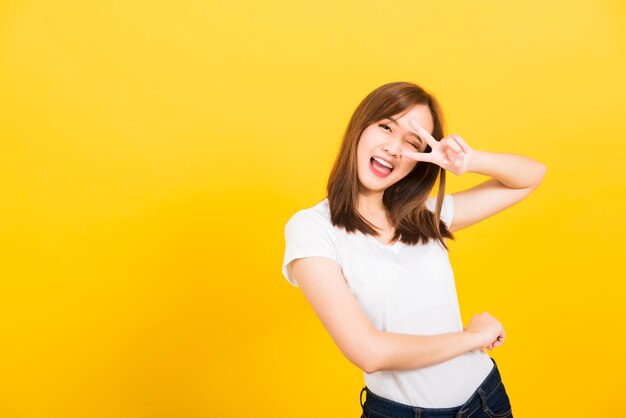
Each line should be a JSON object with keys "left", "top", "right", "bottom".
{"left": 281, "top": 211, "right": 339, "bottom": 287}
{"left": 425, "top": 194, "right": 455, "bottom": 228}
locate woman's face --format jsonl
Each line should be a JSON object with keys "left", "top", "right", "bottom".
{"left": 356, "top": 104, "right": 435, "bottom": 194}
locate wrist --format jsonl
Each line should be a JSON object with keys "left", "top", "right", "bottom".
{"left": 466, "top": 150, "right": 487, "bottom": 174}
{"left": 463, "top": 330, "right": 483, "bottom": 351}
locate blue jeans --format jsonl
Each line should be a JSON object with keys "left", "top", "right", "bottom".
{"left": 359, "top": 358, "right": 513, "bottom": 418}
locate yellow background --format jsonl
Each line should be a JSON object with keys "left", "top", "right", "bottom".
{"left": 1, "top": 1, "right": 625, "bottom": 417}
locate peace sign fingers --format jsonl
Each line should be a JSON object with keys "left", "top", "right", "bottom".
{"left": 401, "top": 148, "right": 437, "bottom": 163}
{"left": 408, "top": 119, "right": 439, "bottom": 150}
{"left": 404, "top": 119, "right": 476, "bottom": 175}
{"left": 451, "top": 133, "right": 472, "bottom": 154}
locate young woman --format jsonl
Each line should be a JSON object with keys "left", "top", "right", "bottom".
{"left": 281, "top": 82, "right": 545, "bottom": 418}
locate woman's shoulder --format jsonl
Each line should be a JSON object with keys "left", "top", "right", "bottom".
{"left": 285, "top": 197, "right": 332, "bottom": 229}
{"left": 425, "top": 194, "right": 454, "bottom": 228}
{"left": 425, "top": 193, "right": 452, "bottom": 208}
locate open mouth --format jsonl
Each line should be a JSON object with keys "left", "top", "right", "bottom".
{"left": 370, "top": 156, "right": 394, "bottom": 178}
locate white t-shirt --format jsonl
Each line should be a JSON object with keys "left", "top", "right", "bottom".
{"left": 281, "top": 194, "right": 494, "bottom": 408}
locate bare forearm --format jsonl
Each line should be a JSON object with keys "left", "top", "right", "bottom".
{"left": 367, "top": 330, "right": 480, "bottom": 373}
{"left": 468, "top": 150, "right": 546, "bottom": 189}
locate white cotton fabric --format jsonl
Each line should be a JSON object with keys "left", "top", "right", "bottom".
{"left": 281, "top": 194, "right": 494, "bottom": 408}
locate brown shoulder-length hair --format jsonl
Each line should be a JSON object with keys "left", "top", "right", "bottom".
{"left": 327, "top": 81, "right": 454, "bottom": 250}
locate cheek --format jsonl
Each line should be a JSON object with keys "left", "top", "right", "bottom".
{"left": 400, "top": 160, "right": 418, "bottom": 174}
{"left": 357, "top": 134, "right": 372, "bottom": 153}
{"left": 357, "top": 147, "right": 369, "bottom": 165}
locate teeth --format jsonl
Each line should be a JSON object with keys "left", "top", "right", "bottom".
{"left": 372, "top": 156, "right": 393, "bottom": 169}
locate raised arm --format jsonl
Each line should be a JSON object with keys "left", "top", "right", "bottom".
{"left": 403, "top": 120, "right": 547, "bottom": 234}
{"left": 449, "top": 150, "right": 546, "bottom": 233}
{"left": 288, "top": 256, "right": 501, "bottom": 373}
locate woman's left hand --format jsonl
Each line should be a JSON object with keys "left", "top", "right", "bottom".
{"left": 403, "top": 119, "right": 475, "bottom": 176}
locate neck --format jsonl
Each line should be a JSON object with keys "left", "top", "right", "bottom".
{"left": 357, "top": 191, "right": 386, "bottom": 218}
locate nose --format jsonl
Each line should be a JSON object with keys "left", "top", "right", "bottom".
{"left": 382, "top": 137, "right": 402, "bottom": 157}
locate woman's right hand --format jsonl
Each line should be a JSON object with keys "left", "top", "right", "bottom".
{"left": 464, "top": 312, "right": 506, "bottom": 351}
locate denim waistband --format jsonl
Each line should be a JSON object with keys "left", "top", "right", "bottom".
{"left": 360, "top": 357, "right": 502, "bottom": 418}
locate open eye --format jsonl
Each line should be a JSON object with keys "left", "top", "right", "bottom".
{"left": 378, "top": 124, "right": 392, "bottom": 132}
